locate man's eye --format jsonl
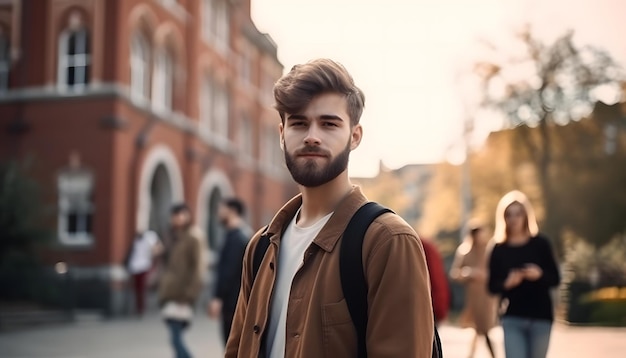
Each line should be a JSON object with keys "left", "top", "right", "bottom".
{"left": 323, "top": 122, "right": 338, "bottom": 127}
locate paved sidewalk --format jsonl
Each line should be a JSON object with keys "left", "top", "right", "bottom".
{"left": 1, "top": 313, "right": 625, "bottom": 357}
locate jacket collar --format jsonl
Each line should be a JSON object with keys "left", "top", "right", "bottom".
{"left": 265, "top": 186, "right": 369, "bottom": 252}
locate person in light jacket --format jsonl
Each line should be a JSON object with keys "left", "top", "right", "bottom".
{"left": 158, "top": 203, "right": 204, "bottom": 358}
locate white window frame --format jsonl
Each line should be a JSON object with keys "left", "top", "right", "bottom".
{"left": 239, "top": 113, "right": 253, "bottom": 157}
{"left": 152, "top": 48, "right": 173, "bottom": 113}
{"left": 57, "top": 28, "right": 90, "bottom": 91}
{"left": 202, "top": 0, "right": 230, "bottom": 54}
{"left": 200, "top": 77, "right": 214, "bottom": 131}
{"left": 239, "top": 48, "right": 251, "bottom": 86}
{"left": 214, "top": 85, "right": 229, "bottom": 139}
{"left": 57, "top": 169, "right": 94, "bottom": 246}
{"left": 130, "top": 32, "right": 151, "bottom": 103}
{"left": 0, "top": 32, "right": 9, "bottom": 93}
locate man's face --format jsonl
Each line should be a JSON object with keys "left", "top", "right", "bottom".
{"left": 170, "top": 211, "right": 190, "bottom": 228}
{"left": 218, "top": 204, "right": 230, "bottom": 227}
{"left": 280, "top": 93, "right": 362, "bottom": 188}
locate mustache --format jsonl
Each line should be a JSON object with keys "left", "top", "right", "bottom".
{"left": 295, "top": 147, "right": 330, "bottom": 156}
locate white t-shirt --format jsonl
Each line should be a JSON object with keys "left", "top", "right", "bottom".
{"left": 128, "top": 230, "right": 159, "bottom": 274}
{"left": 266, "top": 209, "right": 333, "bottom": 358}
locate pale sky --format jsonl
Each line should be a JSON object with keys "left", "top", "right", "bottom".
{"left": 251, "top": 0, "right": 626, "bottom": 177}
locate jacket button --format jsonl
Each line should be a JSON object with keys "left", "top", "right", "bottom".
{"left": 253, "top": 325, "right": 260, "bottom": 334}
{"left": 269, "top": 262, "right": 274, "bottom": 270}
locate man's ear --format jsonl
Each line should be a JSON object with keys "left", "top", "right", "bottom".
{"left": 350, "top": 124, "right": 363, "bottom": 150}
{"left": 279, "top": 123, "right": 285, "bottom": 150}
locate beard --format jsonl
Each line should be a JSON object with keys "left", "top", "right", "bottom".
{"left": 284, "top": 140, "right": 351, "bottom": 188}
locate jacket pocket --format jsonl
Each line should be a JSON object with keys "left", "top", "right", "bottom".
{"left": 322, "top": 299, "right": 355, "bottom": 357}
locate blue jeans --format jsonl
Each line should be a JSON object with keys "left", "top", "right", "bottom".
{"left": 501, "top": 316, "right": 552, "bottom": 358}
{"left": 165, "top": 319, "right": 192, "bottom": 358}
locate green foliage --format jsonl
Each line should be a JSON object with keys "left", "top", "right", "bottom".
{"left": 0, "top": 159, "right": 52, "bottom": 258}
{"left": 470, "top": 27, "right": 625, "bottom": 256}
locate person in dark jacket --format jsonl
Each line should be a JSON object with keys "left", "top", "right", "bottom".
{"left": 208, "top": 197, "right": 251, "bottom": 345}
{"left": 487, "top": 190, "right": 560, "bottom": 358}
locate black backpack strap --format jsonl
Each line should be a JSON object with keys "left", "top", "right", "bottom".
{"left": 252, "top": 226, "right": 271, "bottom": 281}
{"left": 433, "top": 326, "right": 443, "bottom": 358}
{"left": 340, "top": 202, "right": 392, "bottom": 358}
{"left": 340, "top": 202, "right": 443, "bottom": 358}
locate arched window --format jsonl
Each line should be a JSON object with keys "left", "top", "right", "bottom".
{"left": 202, "top": 0, "right": 230, "bottom": 54}
{"left": 0, "top": 29, "right": 9, "bottom": 93}
{"left": 57, "top": 154, "right": 94, "bottom": 246}
{"left": 200, "top": 76, "right": 214, "bottom": 130}
{"left": 200, "top": 76, "right": 229, "bottom": 140}
{"left": 130, "top": 32, "right": 151, "bottom": 102}
{"left": 57, "top": 12, "right": 91, "bottom": 90}
{"left": 152, "top": 48, "right": 173, "bottom": 112}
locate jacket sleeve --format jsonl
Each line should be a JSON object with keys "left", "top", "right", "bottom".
{"left": 365, "top": 231, "right": 434, "bottom": 357}
{"left": 536, "top": 236, "right": 560, "bottom": 288}
{"left": 449, "top": 246, "right": 468, "bottom": 283}
{"left": 224, "top": 234, "right": 257, "bottom": 358}
{"left": 487, "top": 244, "right": 507, "bottom": 295}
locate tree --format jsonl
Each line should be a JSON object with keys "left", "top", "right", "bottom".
{"left": 471, "top": 26, "right": 624, "bottom": 254}
{"left": 0, "top": 161, "right": 50, "bottom": 266}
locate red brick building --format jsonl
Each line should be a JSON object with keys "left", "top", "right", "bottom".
{"left": 0, "top": 0, "right": 296, "bottom": 314}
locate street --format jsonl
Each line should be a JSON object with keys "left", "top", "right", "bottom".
{"left": 1, "top": 313, "right": 625, "bottom": 357}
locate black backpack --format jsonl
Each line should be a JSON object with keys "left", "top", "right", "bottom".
{"left": 252, "top": 202, "right": 443, "bottom": 358}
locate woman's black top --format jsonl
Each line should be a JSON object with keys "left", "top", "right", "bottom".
{"left": 488, "top": 234, "right": 560, "bottom": 321}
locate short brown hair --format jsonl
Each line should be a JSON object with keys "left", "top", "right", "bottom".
{"left": 273, "top": 58, "right": 365, "bottom": 126}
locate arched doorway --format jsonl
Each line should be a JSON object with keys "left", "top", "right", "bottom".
{"left": 136, "top": 144, "right": 184, "bottom": 233}
{"left": 148, "top": 164, "right": 173, "bottom": 238}
{"left": 195, "top": 169, "right": 233, "bottom": 252}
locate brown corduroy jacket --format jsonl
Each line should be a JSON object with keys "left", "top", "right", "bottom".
{"left": 225, "top": 186, "right": 434, "bottom": 358}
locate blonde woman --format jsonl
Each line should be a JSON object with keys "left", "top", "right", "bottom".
{"left": 450, "top": 221, "right": 497, "bottom": 358}
{"left": 487, "top": 191, "right": 560, "bottom": 358}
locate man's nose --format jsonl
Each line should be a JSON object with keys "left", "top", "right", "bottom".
{"left": 304, "top": 124, "right": 321, "bottom": 146}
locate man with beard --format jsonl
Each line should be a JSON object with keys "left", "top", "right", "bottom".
{"left": 208, "top": 197, "right": 251, "bottom": 345}
{"left": 225, "top": 59, "right": 434, "bottom": 358}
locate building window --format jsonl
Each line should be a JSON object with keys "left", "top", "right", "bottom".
{"left": 202, "top": 0, "right": 230, "bottom": 54}
{"left": 239, "top": 49, "right": 251, "bottom": 85}
{"left": 261, "top": 73, "right": 275, "bottom": 105}
{"left": 57, "top": 12, "right": 90, "bottom": 91}
{"left": 0, "top": 30, "right": 9, "bottom": 93}
{"left": 239, "top": 113, "right": 253, "bottom": 157}
{"left": 200, "top": 77, "right": 229, "bottom": 140}
{"left": 263, "top": 125, "right": 281, "bottom": 165}
{"left": 214, "top": 85, "right": 229, "bottom": 138}
{"left": 200, "top": 77, "right": 214, "bottom": 131}
{"left": 130, "top": 32, "right": 151, "bottom": 103}
{"left": 57, "top": 162, "right": 94, "bottom": 246}
{"left": 152, "top": 48, "right": 173, "bottom": 113}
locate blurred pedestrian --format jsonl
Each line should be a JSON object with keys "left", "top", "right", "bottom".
{"left": 208, "top": 197, "right": 251, "bottom": 345}
{"left": 487, "top": 190, "right": 560, "bottom": 358}
{"left": 450, "top": 220, "right": 497, "bottom": 358}
{"left": 125, "top": 230, "right": 163, "bottom": 316}
{"left": 421, "top": 237, "right": 451, "bottom": 325}
{"left": 158, "top": 203, "right": 204, "bottom": 358}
